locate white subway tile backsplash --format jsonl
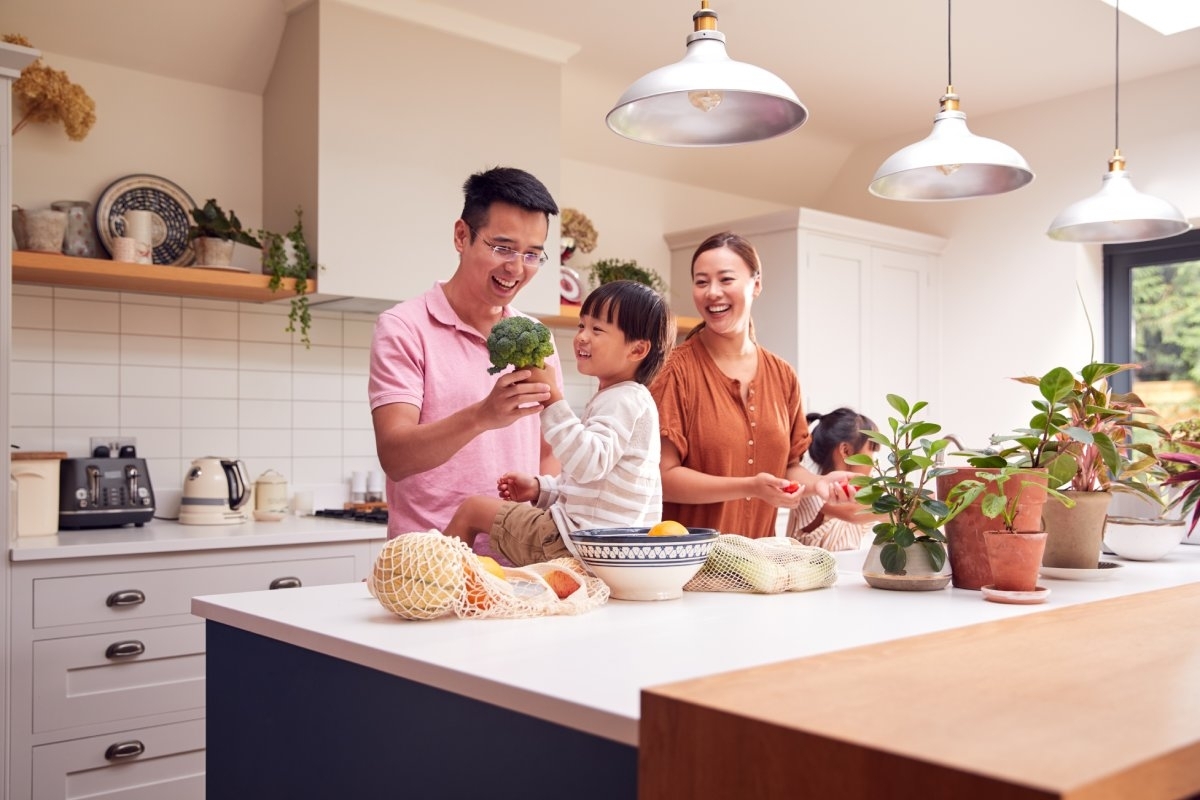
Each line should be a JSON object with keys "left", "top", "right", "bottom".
{"left": 120, "top": 365, "right": 182, "bottom": 397}
{"left": 182, "top": 307, "right": 239, "bottom": 340}
{"left": 55, "top": 330, "right": 120, "bottom": 364}
{"left": 10, "top": 394, "right": 53, "bottom": 427}
{"left": 239, "top": 341, "right": 292, "bottom": 371}
{"left": 54, "top": 297, "right": 120, "bottom": 333}
{"left": 181, "top": 367, "right": 238, "bottom": 399}
{"left": 294, "top": 371, "right": 343, "bottom": 402}
{"left": 181, "top": 398, "right": 238, "bottom": 428}
{"left": 11, "top": 361, "right": 52, "bottom": 394}
{"left": 12, "top": 328, "right": 53, "bottom": 361}
{"left": 239, "top": 369, "right": 293, "bottom": 400}
{"left": 121, "top": 303, "right": 181, "bottom": 336}
{"left": 18, "top": 287, "right": 589, "bottom": 498}
{"left": 54, "top": 363, "right": 120, "bottom": 395}
{"left": 120, "top": 333, "right": 182, "bottom": 367}
{"left": 12, "top": 295, "right": 53, "bottom": 330}
{"left": 120, "top": 397, "right": 182, "bottom": 429}
{"left": 239, "top": 398, "right": 291, "bottom": 429}
{"left": 182, "top": 338, "right": 239, "bottom": 368}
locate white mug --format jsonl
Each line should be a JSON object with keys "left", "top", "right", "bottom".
{"left": 117, "top": 210, "right": 156, "bottom": 263}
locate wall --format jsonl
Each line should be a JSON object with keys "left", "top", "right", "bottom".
{"left": 818, "top": 64, "right": 1200, "bottom": 450}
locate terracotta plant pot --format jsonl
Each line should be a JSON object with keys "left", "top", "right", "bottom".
{"left": 984, "top": 530, "right": 1047, "bottom": 592}
{"left": 937, "top": 467, "right": 1048, "bottom": 591}
{"left": 1041, "top": 491, "right": 1112, "bottom": 569}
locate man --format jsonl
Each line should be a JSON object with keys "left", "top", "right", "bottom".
{"left": 369, "top": 166, "right": 563, "bottom": 545}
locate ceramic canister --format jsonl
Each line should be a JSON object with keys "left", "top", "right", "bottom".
{"left": 255, "top": 469, "right": 289, "bottom": 514}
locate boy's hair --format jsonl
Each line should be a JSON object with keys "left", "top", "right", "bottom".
{"left": 580, "top": 280, "right": 674, "bottom": 386}
{"left": 461, "top": 166, "right": 559, "bottom": 235}
{"left": 805, "top": 408, "right": 879, "bottom": 474}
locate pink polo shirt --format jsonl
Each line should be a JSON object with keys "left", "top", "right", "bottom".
{"left": 368, "top": 282, "right": 562, "bottom": 539}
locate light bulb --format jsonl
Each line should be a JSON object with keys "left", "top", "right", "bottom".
{"left": 937, "top": 163, "right": 962, "bottom": 176}
{"left": 688, "top": 90, "right": 723, "bottom": 112}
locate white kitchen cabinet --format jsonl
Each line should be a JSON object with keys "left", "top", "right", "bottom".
{"left": 664, "top": 209, "right": 947, "bottom": 428}
{"left": 7, "top": 534, "right": 380, "bottom": 799}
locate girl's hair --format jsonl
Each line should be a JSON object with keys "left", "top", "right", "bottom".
{"left": 579, "top": 280, "right": 675, "bottom": 385}
{"left": 685, "top": 231, "right": 760, "bottom": 342}
{"left": 805, "top": 408, "right": 879, "bottom": 474}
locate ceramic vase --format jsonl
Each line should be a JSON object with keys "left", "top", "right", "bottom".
{"left": 51, "top": 200, "right": 102, "bottom": 258}
{"left": 984, "top": 530, "right": 1047, "bottom": 592}
{"left": 862, "top": 541, "right": 951, "bottom": 591}
{"left": 193, "top": 237, "right": 235, "bottom": 266}
{"left": 22, "top": 209, "right": 69, "bottom": 253}
{"left": 938, "top": 467, "right": 1048, "bottom": 591}
{"left": 1041, "top": 490, "right": 1112, "bottom": 569}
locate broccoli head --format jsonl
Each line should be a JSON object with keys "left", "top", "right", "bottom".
{"left": 486, "top": 316, "right": 555, "bottom": 375}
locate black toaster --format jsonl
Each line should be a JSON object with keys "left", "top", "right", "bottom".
{"left": 59, "top": 456, "right": 156, "bottom": 529}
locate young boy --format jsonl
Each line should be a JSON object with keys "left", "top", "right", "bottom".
{"left": 443, "top": 280, "right": 675, "bottom": 566}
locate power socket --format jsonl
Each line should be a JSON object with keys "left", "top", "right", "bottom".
{"left": 90, "top": 436, "right": 137, "bottom": 457}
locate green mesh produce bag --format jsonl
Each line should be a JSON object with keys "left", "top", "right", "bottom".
{"left": 685, "top": 534, "right": 838, "bottom": 593}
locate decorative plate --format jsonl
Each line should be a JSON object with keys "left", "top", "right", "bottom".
{"left": 560, "top": 266, "right": 583, "bottom": 305}
{"left": 95, "top": 174, "right": 197, "bottom": 265}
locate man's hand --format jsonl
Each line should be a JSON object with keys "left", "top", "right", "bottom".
{"left": 480, "top": 369, "right": 552, "bottom": 428}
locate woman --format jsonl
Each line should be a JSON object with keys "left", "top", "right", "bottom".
{"left": 649, "top": 231, "right": 853, "bottom": 538}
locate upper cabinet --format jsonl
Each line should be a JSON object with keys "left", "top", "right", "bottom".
{"left": 665, "top": 209, "right": 947, "bottom": 428}
{"left": 263, "top": 3, "right": 566, "bottom": 315}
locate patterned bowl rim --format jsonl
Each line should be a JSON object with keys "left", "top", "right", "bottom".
{"left": 568, "top": 527, "right": 719, "bottom": 544}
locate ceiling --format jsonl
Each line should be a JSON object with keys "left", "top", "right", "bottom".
{"left": 7, "top": 0, "right": 1200, "bottom": 207}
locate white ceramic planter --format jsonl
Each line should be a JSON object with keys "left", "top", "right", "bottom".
{"left": 1103, "top": 516, "right": 1185, "bottom": 561}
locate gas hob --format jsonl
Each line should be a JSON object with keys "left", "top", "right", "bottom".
{"left": 313, "top": 507, "right": 388, "bottom": 525}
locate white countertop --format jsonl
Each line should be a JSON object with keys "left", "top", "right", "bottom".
{"left": 9, "top": 514, "right": 387, "bottom": 561}
{"left": 192, "top": 542, "right": 1200, "bottom": 747}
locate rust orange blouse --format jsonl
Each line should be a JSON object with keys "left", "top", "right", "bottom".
{"left": 649, "top": 337, "right": 811, "bottom": 538}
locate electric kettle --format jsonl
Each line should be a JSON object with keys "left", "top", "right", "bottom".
{"left": 179, "top": 457, "right": 251, "bottom": 525}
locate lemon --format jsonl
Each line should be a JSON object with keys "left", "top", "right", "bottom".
{"left": 477, "top": 555, "right": 506, "bottom": 579}
{"left": 648, "top": 520, "right": 689, "bottom": 537}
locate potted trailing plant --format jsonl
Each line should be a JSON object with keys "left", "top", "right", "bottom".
{"left": 586, "top": 258, "right": 667, "bottom": 294}
{"left": 967, "top": 362, "right": 1165, "bottom": 569}
{"left": 966, "top": 467, "right": 1074, "bottom": 597}
{"left": 259, "top": 207, "right": 321, "bottom": 348}
{"left": 188, "top": 199, "right": 260, "bottom": 266}
{"left": 847, "top": 394, "right": 984, "bottom": 591}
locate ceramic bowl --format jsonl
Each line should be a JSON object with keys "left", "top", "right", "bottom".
{"left": 1103, "top": 515, "right": 1185, "bottom": 561}
{"left": 567, "top": 527, "right": 719, "bottom": 601}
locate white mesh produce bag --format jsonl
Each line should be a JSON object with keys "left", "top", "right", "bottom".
{"left": 684, "top": 534, "right": 838, "bottom": 594}
{"left": 367, "top": 531, "right": 609, "bottom": 620}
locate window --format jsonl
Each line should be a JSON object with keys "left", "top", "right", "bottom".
{"left": 1104, "top": 229, "right": 1200, "bottom": 427}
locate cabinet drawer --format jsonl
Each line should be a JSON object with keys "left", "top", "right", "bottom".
{"left": 33, "top": 554, "right": 358, "bottom": 628}
{"left": 33, "top": 624, "right": 205, "bottom": 733}
{"left": 32, "top": 719, "right": 204, "bottom": 800}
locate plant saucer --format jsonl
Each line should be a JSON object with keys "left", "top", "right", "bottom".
{"left": 981, "top": 584, "right": 1050, "bottom": 605}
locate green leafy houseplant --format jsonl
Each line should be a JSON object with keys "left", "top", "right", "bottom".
{"left": 188, "top": 199, "right": 261, "bottom": 248}
{"left": 847, "top": 395, "right": 984, "bottom": 575}
{"left": 964, "top": 466, "right": 1075, "bottom": 532}
{"left": 1160, "top": 440, "right": 1200, "bottom": 535}
{"left": 259, "top": 207, "right": 322, "bottom": 348}
{"left": 587, "top": 258, "right": 667, "bottom": 294}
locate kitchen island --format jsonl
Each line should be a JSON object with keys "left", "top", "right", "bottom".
{"left": 193, "top": 545, "right": 1200, "bottom": 799}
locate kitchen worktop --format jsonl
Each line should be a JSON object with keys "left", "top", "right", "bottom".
{"left": 9, "top": 514, "right": 387, "bottom": 561}
{"left": 193, "top": 542, "right": 1200, "bottom": 748}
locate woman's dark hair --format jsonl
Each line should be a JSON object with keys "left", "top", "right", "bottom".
{"left": 806, "top": 408, "right": 879, "bottom": 474}
{"left": 461, "top": 166, "right": 559, "bottom": 234}
{"left": 580, "top": 280, "right": 675, "bottom": 385}
{"left": 685, "top": 230, "right": 761, "bottom": 342}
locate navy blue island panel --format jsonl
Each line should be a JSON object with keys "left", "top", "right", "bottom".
{"left": 205, "top": 622, "right": 638, "bottom": 799}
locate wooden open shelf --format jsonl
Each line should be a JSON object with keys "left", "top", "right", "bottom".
{"left": 536, "top": 303, "right": 701, "bottom": 335}
{"left": 12, "top": 251, "right": 310, "bottom": 303}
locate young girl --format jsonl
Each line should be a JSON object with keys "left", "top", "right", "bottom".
{"left": 786, "top": 408, "right": 881, "bottom": 551}
{"left": 443, "top": 280, "right": 675, "bottom": 566}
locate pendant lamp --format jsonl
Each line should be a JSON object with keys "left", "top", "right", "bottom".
{"left": 1047, "top": 0, "right": 1190, "bottom": 243}
{"left": 605, "top": 1, "right": 807, "bottom": 147}
{"left": 869, "top": 0, "right": 1033, "bottom": 201}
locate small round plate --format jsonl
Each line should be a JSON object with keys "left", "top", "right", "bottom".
{"left": 1039, "top": 561, "right": 1123, "bottom": 581}
{"left": 560, "top": 266, "right": 583, "bottom": 304}
{"left": 981, "top": 584, "right": 1050, "bottom": 605}
{"left": 95, "top": 174, "right": 197, "bottom": 265}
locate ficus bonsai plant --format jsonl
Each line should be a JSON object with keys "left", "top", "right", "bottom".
{"left": 846, "top": 394, "right": 985, "bottom": 575}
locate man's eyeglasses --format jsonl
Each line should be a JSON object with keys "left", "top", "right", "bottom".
{"left": 468, "top": 225, "right": 549, "bottom": 268}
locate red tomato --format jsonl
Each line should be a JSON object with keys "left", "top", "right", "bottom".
{"left": 783, "top": 481, "right": 800, "bottom": 494}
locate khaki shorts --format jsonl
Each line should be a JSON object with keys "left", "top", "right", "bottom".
{"left": 490, "top": 501, "right": 569, "bottom": 567}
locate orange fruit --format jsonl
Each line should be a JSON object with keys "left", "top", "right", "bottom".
{"left": 648, "top": 520, "right": 688, "bottom": 537}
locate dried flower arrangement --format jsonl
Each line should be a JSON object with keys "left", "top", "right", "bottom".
{"left": 560, "top": 208, "right": 598, "bottom": 254}
{"left": 4, "top": 34, "right": 96, "bottom": 141}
